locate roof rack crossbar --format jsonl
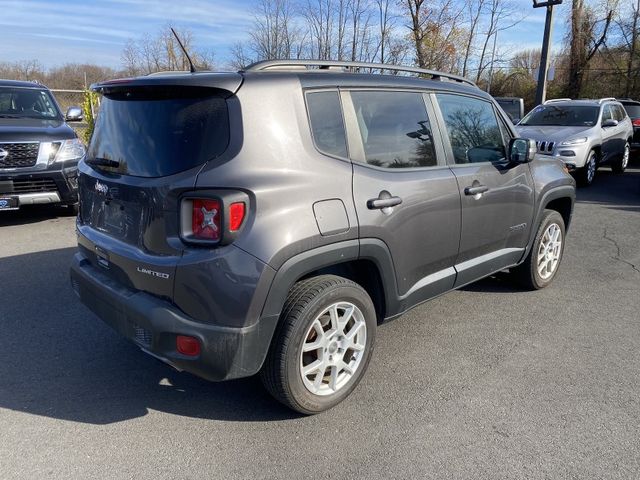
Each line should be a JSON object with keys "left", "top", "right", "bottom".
{"left": 544, "top": 98, "right": 572, "bottom": 104}
{"left": 598, "top": 97, "right": 616, "bottom": 104}
{"left": 241, "top": 60, "right": 477, "bottom": 87}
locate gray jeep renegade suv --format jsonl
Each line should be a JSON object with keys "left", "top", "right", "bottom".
{"left": 70, "top": 60, "right": 576, "bottom": 414}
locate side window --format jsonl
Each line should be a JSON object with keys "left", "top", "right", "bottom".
{"left": 350, "top": 91, "right": 438, "bottom": 168}
{"left": 602, "top": 105, "right": 613, "bottom": 122}
{"left": 615, "top": 105, "right": 627, "bottom": 121}
{"left": 436, "top": 94, "right": 507, "bottom": 164}
{"left": 306, "top": 91, "right": 348, "bottom": 158}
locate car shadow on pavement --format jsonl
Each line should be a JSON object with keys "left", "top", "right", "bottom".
{"left": 0, "top": 247, "right": 299, "bottom": 424}
{"left": 459, "top": 272, "right": 525, "bottom": 294}
{"left": 0, "top": 204, "right": 76, "bottom": 226}
{"left": 575, "top": 166, "right": 640, "bottom": 212}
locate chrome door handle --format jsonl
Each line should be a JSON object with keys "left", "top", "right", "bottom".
{"left": 464, "top": 185, "right": 489, "bottom": 196}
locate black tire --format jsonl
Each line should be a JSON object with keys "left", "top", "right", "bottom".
{"left": 576, "top": 150, "right": 597, "bottom": 187}
{"left": 260, "top": 275, "right": 377, "bottom": 414}
{"left": 65, "top": 203, "right": 79, "bottom": 216}
{"left": 510, "top": 210, "right": 566, "bottom": 290}
{"left": 611, "top": 142, "right": 630, "bottom": 174}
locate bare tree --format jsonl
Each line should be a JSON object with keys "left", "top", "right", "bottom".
{"left": 461, "top": 0, "right": 487, "bottom": 77}
{"left": 475, "top": 0, "right": 523, "bottom": 84}
{"left": 121, "top": 25, "right": 214, "bottom": 75}
{"left": 565, "top": 0, "right": 616, "bottom": 97}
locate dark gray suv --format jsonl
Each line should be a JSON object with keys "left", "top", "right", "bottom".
{"left": 70, "top": 60, "right": 576, "bottom": 414}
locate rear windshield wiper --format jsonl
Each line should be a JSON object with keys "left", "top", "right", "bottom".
{"left": 85, "top": 157, "right": 120, "bottom": 168}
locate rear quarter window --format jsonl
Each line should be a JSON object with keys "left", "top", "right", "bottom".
{"left": 306, "top": 91, "right": 348, "bottom": 158}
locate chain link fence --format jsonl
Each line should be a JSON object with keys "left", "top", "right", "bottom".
{"left": 50, "top": 89, "right": 91, "bottom": 140}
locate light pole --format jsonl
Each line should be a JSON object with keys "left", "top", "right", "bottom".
{"left": 533, "top": 0, "right": 563, "bottom": 105}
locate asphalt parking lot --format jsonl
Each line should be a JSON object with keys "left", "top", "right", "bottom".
{"left": 1, "top": 166, "right": 639, "bottom": 480}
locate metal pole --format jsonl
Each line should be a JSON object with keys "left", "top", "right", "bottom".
{"left": 535, "top": 4, "right": 555, "bottom": 105}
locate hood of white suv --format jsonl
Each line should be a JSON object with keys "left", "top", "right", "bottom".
{"left": 515, "top": 125, "right": 593, "bottom": 143}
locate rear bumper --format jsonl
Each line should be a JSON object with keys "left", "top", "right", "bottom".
{"left": 70, "top": 253, "right": 278, "bottom": 381}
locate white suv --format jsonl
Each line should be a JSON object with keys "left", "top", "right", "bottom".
{"left": 516, "top": 98, "right": 633, "bottom": 186}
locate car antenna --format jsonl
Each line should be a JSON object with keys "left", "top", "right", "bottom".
{"left": 170, "top": 27, "right": 197, "bottom": 73}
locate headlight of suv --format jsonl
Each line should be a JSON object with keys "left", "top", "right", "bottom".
{"left": 560, "top": 137, "right": 588, "bottom": 146}
{"left": 50, "top": 138, "right": 86, "bottom": 163}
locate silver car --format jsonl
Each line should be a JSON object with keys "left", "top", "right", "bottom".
{"left": 516, "top": 98, "right": 633, "bottom": 186}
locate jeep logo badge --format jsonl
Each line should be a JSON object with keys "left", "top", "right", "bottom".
{"left": 0, "top": 148, "right": 8, "bottom": 161}
{"left": 94, "top": 180, "right": 108, "bottom": 195}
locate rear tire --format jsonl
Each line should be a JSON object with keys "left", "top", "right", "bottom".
{"left": 576, "top": 150, "right": 597, "bottom": 187}
{"left": 260, "top": 275, "right": 377, "bottom": 414}
{"left": 611, "top": 142, "right": 630, "bottom": 173}
{"left": 510, "top": 210, "right": 566, "bottom": 290}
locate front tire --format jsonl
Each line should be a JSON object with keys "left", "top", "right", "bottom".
{"left": 611, "top": 142, "right": 630, "bottom": 173}
{"left": 510, "top": 210, "right": 566, "bottom": 290}
{"left": 576, "top": 150, "right": 597, "bottom": 187}
{"left": 260, "top": 275, "right": 377, "bottom": 414}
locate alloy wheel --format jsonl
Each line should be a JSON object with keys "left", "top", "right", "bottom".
{"left": 537, "top": 223, "right": 563, "bottom": 280}
{"left": 299, "top": 302, "right": 367, "bottom": 396}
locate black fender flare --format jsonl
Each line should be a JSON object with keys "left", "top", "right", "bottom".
{"left": 260, "top": 237, "right": 400, "bottom": 322}
{"left": 521, "top": 185, "right": 575, "bottom": 261}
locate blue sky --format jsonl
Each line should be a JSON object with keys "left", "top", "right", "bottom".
{"left": 0, "top": 0, "right": 570, "bottom": 70}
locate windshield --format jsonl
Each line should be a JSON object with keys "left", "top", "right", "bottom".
{"left": 520, "top": 105, "right": 599, "bottom": 127}
{"left": 0, "top": 87, "right": 61, "bottom": 120}
{"left": 86, "top": 86, "right": 229, "bottom": 178}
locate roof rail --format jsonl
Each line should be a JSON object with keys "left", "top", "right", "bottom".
{"left": 241, "top": 59, "right": 477, "bottom": 87}
{"left": 544, "top": 98, "right": 572, "bottom": 104}
{"left": 598, "top": 97, "right": 616, "bottom": 104}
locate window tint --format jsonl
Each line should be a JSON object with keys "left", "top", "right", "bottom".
{"left": 87, "top": 86, "right": 229, "bottom": 178}
{"left": 436, "top": 94, "right": 506, "bottom": 164}
{"left": 602, "top": 105, "right": 613, "bottom": 122}
{"left": 351, "top": 91, "right": 438, "bottom": 168}
{"left": 306, "top": 91, "right": 348, "bottom": 158}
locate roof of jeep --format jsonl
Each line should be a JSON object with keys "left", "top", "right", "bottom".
{"left": 93, "top": 69, "right": 487, "bottom": 100}
{"left": 0, "top": 79, "right": 49, "bottom": 89}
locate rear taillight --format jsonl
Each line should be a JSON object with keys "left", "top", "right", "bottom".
{"left": 180, "top": 192, "right": 249, "bottom": 246}
{"left": 229, "top": 202, "right": 246, "bottom": 231}
{"left": 192, "top": 199, "right": 221, "bottom": 241}
{"left": 632, "top": 119, "right": 640, "bottom": 127}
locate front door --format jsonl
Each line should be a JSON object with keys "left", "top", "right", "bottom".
{"left": 432, "top": 92, "right": 535, "bottom": 287}
{"left": 344, "top": 90, "right": 461, "bottom": 309}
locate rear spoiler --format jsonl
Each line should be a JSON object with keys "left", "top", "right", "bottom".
{"left": 91, "top": 72, "right": 243, "bottom": 97}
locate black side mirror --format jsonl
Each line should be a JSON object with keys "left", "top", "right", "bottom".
{"left": 65, "top": 106, "right": 83, "bottom": 122}
{"left": 601, "top": 119, "right": 618, "bottom": 128}
{"left": 509, "top": 138, "right": 535, "bottom": 163}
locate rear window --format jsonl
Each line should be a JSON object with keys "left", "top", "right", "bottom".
{"left": 496, "top": 100, "right": 522, "bottom": 121}
{"left": 622, "top": 103, "right": 640, "bottom": 118}
{"left": 87, "top": 86, "right": 229, "bottom": 177}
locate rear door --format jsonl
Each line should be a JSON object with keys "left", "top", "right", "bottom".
{"left": 432, "top": 92, "right": 535, "bottom": 287}
{"left": 78, "top": 84, "right": 233, "bottom": 298}
{"left": 345, "top": 89, "right": 461, "bottom": 308}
